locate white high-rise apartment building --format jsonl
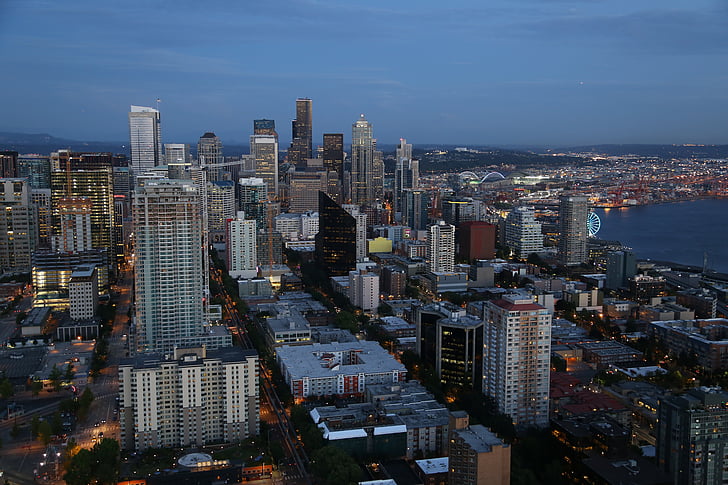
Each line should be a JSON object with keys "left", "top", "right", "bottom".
{"left": 128, "top": 105, "right": 162, "bottom": 174}
{"left": 504, "top": 206, "right": 543, "bottom": 259}
{"left": 342, "top": 203, "right": 367, "bottom": 261}
{"left": 133, "top": 179, "right": 229, "bottom": 353}
{"left": 349, "top": 269, "right": 380, "bottom": 311}
{"left": 227, "top": 212, "right": 257, "bottom": 279}
{"left": 119, "top": 346, "right": 259, "bottom": 451}
{"left": 427, "top": 220, "right": 455, "bottom": 273}
{"left": 251, "top": 135, "right": 278, "bottom": 200}
{"left": 482, "top": 294, "right": 551, "bottom": 427}
{"left": 0, "top": 178, "right": 37, "bottom": 273}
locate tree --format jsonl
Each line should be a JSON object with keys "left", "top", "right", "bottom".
{"left": 0, "top": 377, "right": 13, "bottom": 398}
{"left": 10, "top": 420, "right": 20, "bottom": 439}
{"left": 311, "top": 446, "right": 362, "bottom": 485}
{"left": 334, "top": 310, "right": 358, "bottom": 333}
{"left": 30, "top": 379, "right": 43, "bottom": 396}
{"left": 64, "top": 448, "right": 95, "bottom": 485}
{"left": 49, "top": 364, "right": 63, "bottom": 391}
{"left": 37, "top": 420, "right": 53, "bottom": 445}
{"left": 64, "top": 363, "right": 75, "bottom": 382}
{"left": 31, "top": 416, "right": 40, "bottom": 438}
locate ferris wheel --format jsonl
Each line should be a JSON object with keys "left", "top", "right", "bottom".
{"left": 587, "top": 211, "right": 601, "bottom": 237}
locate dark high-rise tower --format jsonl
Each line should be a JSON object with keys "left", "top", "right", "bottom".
{"left": 288, "top": 98, "right": 312, "bottom": 166}
{"left": 558, "top": 194, "right": 588, "bottom": 266}
{"left": 254, "top": 119, "right": 277, "bottom": 137}
{"left": 315, "top": 191, "right": 357, "bottom": 276}
{"left": 323, "top": 133, "right": 344, "bottom": 203}
{"left": 197, "top": 132, "right": 223, "bottom": 165}
{"left": 0, "top": 151, "right": 18, "bottom": 178}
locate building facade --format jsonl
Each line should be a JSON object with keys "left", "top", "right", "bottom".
{"left": 128, "top": 105, "right": 162, "bottom": 174}
{"left": 119, "top": 347, "right": 259, "bottom": 451}
{"left": 482, "top": 295, "right": 552, "bottom": 427}
{"left": 505, "top": 206, "right": 543, "bottom": 260}
{"left": 558, "top": 195, "right": 588, "bottom": 266}
{"left": 0, "top": 178, "right": 37, "bottom": 274}
{"left": 427, "top": 221, "right": 455, "bottom": 273}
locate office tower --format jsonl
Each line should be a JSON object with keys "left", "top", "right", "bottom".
{"left": 448, "top": 413, "right": 511, "bottom": 485}
{"left": 342, "top": 203, "right": 367, "bottom": 261}
{"left": 31, "top": 188, "right": 52, "bottom": 248}
{"left": 316, "top": 192, "right": 357, "bottom": 276}
{"left": 51, "top": 150, "right": 115, "bottom": 172}
{"left": 0, "top": 178, "right": 37, "bottom": 274}
{"left": 68, "top": 266, "right": 98, "bottom": 321}
{"left": 251, "top": 134, "right": 278, "bottom": 200}
{"left": 427, "top": 221, "right": 455, "bottom": 273}
{"left": 32, "top": 250, "right": 109, "bottom": 308}
{"left": 483, "top": 294, "right": 551, "bottom": 427}
{"left": 394, "top": 139, "right": 419, "bottom": 215}
{"left": 288, "top": 98, "right": 313, "bottom": 166}
{"left": 289, "top": 170, "right": 328, "bottom": 213}
{"left": 164, "top": 143, "right": 191, "bottom": 166}
{"left": 256, "top": 228, "right": 283, "bottom": 267}
{"left": 505, "top": 206, "right": 543, "bottom": 259}
{"left": 442, "top": 197, "right": 483, "bottom": 226}
{"left": 227, "top": 212, "right": 257, "bottom": 279}
{"left": 436, "top": 315, "right": 483, "bottom": 389}
{"left": 197, "top": 132, "right": 223, "bottom": 165}
{"left": 558, "top": 195, "right": 588, "bottom": 266}
{"left": 237, "top": 177, "right": 267, "bottom": 230}
{"left": 113, "top": 195, "right": 129, "bottom": 265}
{"left": 459, "top": 221, "right": 496, "bottom": 261}
{"left": 348, "top": 269, "right": 380, "bottom": 312}
{"left": 0, "top": 151, "right": 18, "bottom": 178}
{"left": 17, "top": 154, "right": 51, "bottom": 189}
{"left": 350, "top": 114, "right": 379, "bottom": 206}
{"left": 55, "top": 197, "right": 93, "bottom": 253}
{"left": 128, "top": 105, "right": 162, "bottom": 174}
{"left": 322, "top": 133, "right": 344, "bottom": 203}
{"left": 50, "top": 168, "right": 114, "bottom": 266}
{"left": 254, "top": 119, "right": 277, "bottom": 136}
{"left": 207, "top": 180, "right": 235, "bottom": 245}
{"left": 119, "top": 346, "right": 259, "bottom": 451}
{"left": 605, "top": 250, "right": 637, "bottom": 290}
{"left": 656, "top": 388, "right": 728, "bottom": 485}
{"left": 113, "top": 166, "right": 131, "bottom": 196}
{"left": 133, "top": 179, "right": 229, "bottom": 353}
{"left": 402, "top": 189, "right": 429, "bottom": 231}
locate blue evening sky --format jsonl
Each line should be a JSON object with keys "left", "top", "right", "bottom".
{"left": 0, "top": 0, "right": 726, "bottom": 147}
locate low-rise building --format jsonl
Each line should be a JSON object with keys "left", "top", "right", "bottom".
{"left": 647, "top": 319, "right": 728, "bottom": 371}
{"left": 276, "top": 341, "right": 407, "bottom": 400}
{"left": 578, "top": 341, "right": 644, "bottom": 369}
{"left": 448, "top": 412, "right": 510, "bottom": 485}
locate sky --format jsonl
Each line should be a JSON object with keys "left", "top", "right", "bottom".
{"left": 1, "top": 0, "right": 727, "bottom": 147}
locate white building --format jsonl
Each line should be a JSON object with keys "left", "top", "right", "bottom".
{"left": 349, "top": 269, "right": 380, "bottom": 312}
{"left": 118, "top": 346, "right": 259, "bottom": 451}
{"left": 207, "top": 180, "right": 236, "bottom": 244}
{"left": 227, "top": 211, "right": 257, "bottom": 279}
{"left": 426, "top": 220, "right": 455, "bottom": 273}
{"left": 482, "top": 294, "right": 551, "bottom": 428}
{"left": 128, "top": 105, "right": 162, "bottom": 174}
{"left": 342, "top": 204, "right": 367, "bottom": 261}
{"left": 68, "top": 266, "right": 98, "bottom": 320}
{"left": 504, "top": 206, "right": 543, "bottom": 259}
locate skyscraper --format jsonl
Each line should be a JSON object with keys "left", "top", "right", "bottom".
{"left": 394, "top": 139, "right": 419, "bottom": 215}
{"left": 254, "top": 119, "right": 277, "bottom": 136}
{"left": 55, "top": 197, "right": 93, "bottom": 253}
{"left": 350, "top": 114, "right": 379, "bottom": 206}
{"left": 164, "top": 144, "right": 191, "bottom": 166}
{"left": 288, "top": 98, "right": 312, "bottom": 166}
{"left": 237, "top": 177, "right": 268, "bottom": 230}
{"left": 558, "top": 195, "right": 588, "bottom": 266}
{"left": 482, "top": 294, "right": 551, "bottom": 428}
{"left": 342, "top": 203, "right": 367, "bottom": 262}
{"left": 402, "top": 189, "right": 429, "bottom": 231}
{"left": 656, "top": 388, "right": 728, "bottom": 485}
{"left": 227, "top": 212, "right": 257, "bottom": 279}
{"left": 458, "top": 221, "right": 496, "bottom": 261}
{"left": 207, "top": 180, "right": 235, "bottom": 245}
{"left": 0, "top": 178, "right": 37, "bottom": 273}
{"left": 605, "top": 250, "right": 636, "bottom": 290}
{"left": 316, "top": 192, "right": 357, "bottom": 276}
{"left": 505, "top": 206, "right": 543, "bottom": 259}
{"left": 132, "top": 179, "right": 230, "bottom": 353}
{"left": 427, "top": 220, "right": 455, "bottom": 273}
{"left": 323, "top": 133, "right": 344, "bottom": 203}
{"left": 128, "top": 105, "right": 162, "bottom": 174}
{"left": 17, "top": 154, "right": 50, "bottom": 189}
{"left": 251, "top": 134, "right": 278, "bottom": 200}
{"left": 197, "top": 132, "right": 223, "bottom": 165}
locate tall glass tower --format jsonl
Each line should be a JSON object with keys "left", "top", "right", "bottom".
{"left": 128, "top": 105, "right": 162, "bottom": 174}
{"left": 350, "top": 114, "right": 376, "bottom": 205}
{"left": 558, "top": 195, "right": 588, "bottom": 266}
{"left": 288, "top": 98, "right": 312, "bottom": 166}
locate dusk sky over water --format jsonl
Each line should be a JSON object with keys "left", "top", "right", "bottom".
{"left": 1, "top": 0, "right": 727, "bottom": 146}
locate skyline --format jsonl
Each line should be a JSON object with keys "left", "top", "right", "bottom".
{"left": 1, "top": 0, "right": 727, "bottom": 147}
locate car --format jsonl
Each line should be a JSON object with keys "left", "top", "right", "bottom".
{"left": 94, "top": 422, "right": 100, "bottom": 427}
{"left": 101, "top": 419, "right": 106, "bottom": 424}
{"left": 98, "top": 432, "right": 104, "bottom": 438}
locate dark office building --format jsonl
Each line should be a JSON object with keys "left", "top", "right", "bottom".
{"left": 53, "top": 150, "right": 115, "bottom": 171}
{"left": 458, "top": 221, "right": 496, "bottom": 261}
{"left": 322, "top": 133, "right": 344, "bottom": 177}
{"left": 315, "top": 191, "right": 357, "bottom": 276}
{"left": 253, "top": 119, "right": 277, "bottom": 137}
{"left": 656, "top": 388, "right": 728, "bottom": 485}
{"left": 0, "top": 151, "right": 18, "bottom": 178}
{"left": 402, "top": 189, "right": 429, "bottom": 231}
{"left": 437, "top": 315, "right": 483, "bottom": 390}
{"left": 381, "top": 266, "right": 406, "bottom": 298}
{"left": 288, "top": 98, "right": 312, "bottom": 166}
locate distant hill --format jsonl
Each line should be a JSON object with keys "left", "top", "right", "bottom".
{"left": 0, "top": 132, "right": 128, "bottom": 155}
{"left": 557, "top": 144, "right": 728, "bottom": 159}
